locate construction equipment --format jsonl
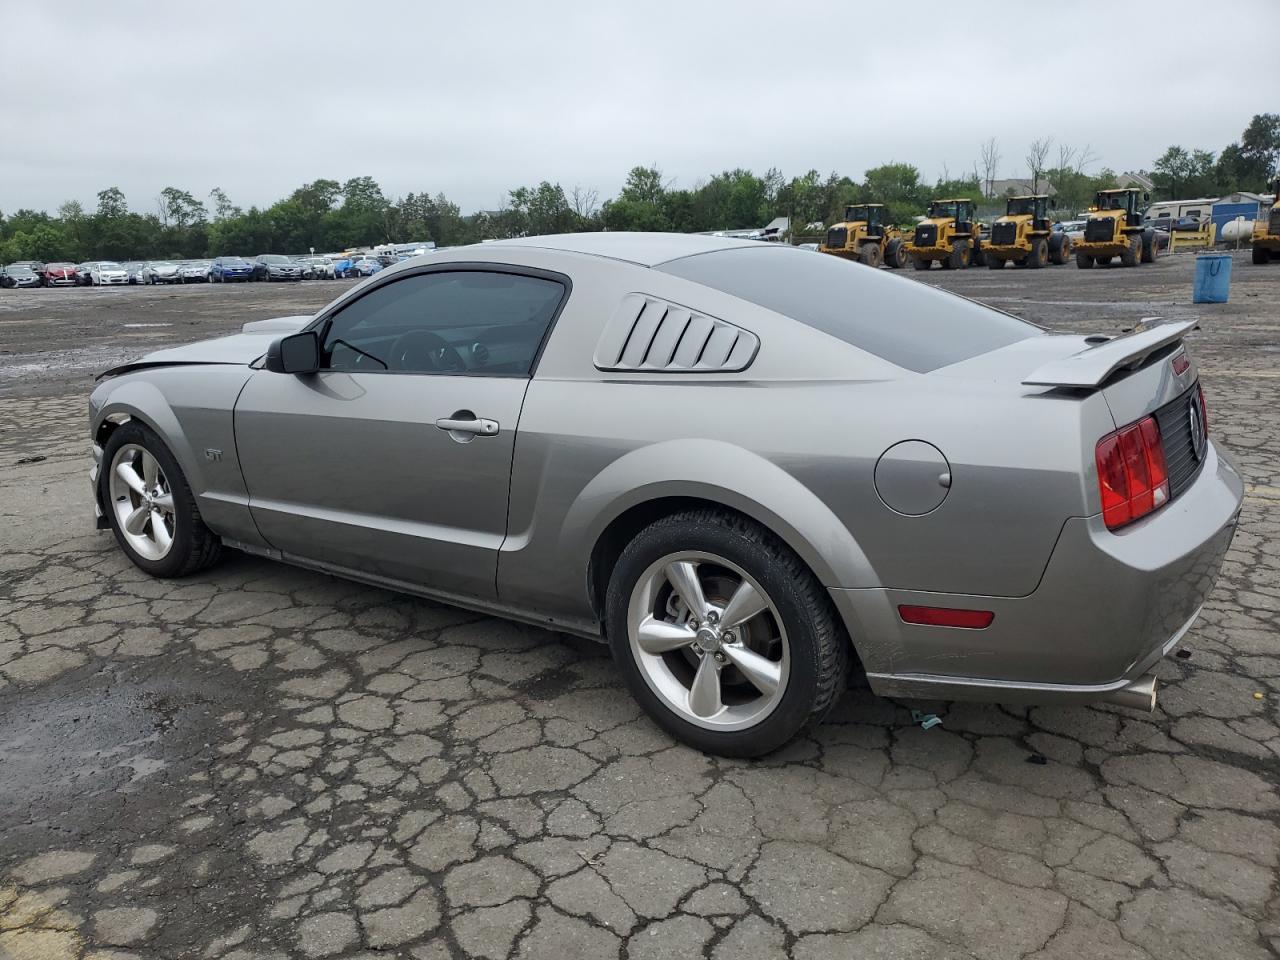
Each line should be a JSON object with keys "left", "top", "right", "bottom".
{"left": 905, "top": 198, "right": 982, "bottom": 270}
{"left": 1075, "top": 188, "right": 1158, "bottom": 268}
{"left": 1251, "top": 176, "right": 1280, "bottom": 264}
{"left": 985, "top": 195, "right": 1071, "bottom": 269}
{"left": 819, "top": 204, "right": 907, "bottom": 268}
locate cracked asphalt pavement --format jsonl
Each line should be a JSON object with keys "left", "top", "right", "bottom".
{"left": 1, "top": 256, "right": 1278, "bottom": 959}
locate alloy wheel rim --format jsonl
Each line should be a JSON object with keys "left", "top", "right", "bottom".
{"left": 627, "top": 551, "right": 789, "bottom": 731}
{"left": 108, "top": 444, "right": 176, "bottom": 561}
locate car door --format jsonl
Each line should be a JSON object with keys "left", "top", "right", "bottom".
{"left": 233, "top": 265, "right": 569, "bottom": 600}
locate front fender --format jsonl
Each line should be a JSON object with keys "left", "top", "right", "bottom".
{"left": 90, "top": 367, "right": 266, "bottom": 547}
{"left": 565, "top": 438, "right": 877, "bottom": 591}
{"left": 92, "top": 378, "right": 205, "bottom": 495}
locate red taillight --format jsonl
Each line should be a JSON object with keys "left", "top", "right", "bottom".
{"left": 1095, "top": 415, "right": 1169, "bottom": 530}
{"left": 898, "top": 605, "right": 995, "bottom": 629}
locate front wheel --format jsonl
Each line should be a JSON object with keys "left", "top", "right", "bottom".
{"left": 1026, "top": 237, "right": 1048, "bottom": 269}
{"left": 100, "top": 422, "right": 222, "bottom": 578}
{"left": 606, "top": 510, "right": 850, "bottom": 757}
{"left": 1254, "top": 245, "right": 1271, "bottom": 265}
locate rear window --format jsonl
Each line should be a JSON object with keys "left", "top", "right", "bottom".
{"left": 656, "top": 246, "right": 1039, "bottom": 373}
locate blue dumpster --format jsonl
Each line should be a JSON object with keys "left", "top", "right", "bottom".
{"left": 1193, "top": 253, "right": 1232, "bottom": 304}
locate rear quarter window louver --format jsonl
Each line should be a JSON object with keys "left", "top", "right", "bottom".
{"left": 594, "top": 294, "right": 759, "bottom": 372}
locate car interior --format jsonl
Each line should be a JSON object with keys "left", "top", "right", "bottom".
{"left": 319, "top": 270, "right": 565, "bottom": 376}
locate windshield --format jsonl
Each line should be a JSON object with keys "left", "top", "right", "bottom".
{"left": 263, "top": 255, "right": 291, "bottom": 264}
{"left": 6, "top": 265, "right": 34, "bottom": 274}
{"left": 844, "top": 205, "right": 871, "bottom": 222}
{"left": 657, "top": 246, "right": 1038, "bottom": 373}
{"left": 1097, "top": 193, "right": 1129, "bottom": 211}
{"left": 224, "top": 258, "right": 248, "bottom": 266}
{"left": 100, "top": 262, "right": 123, "bottom": 270}
{"left": 1006, "top": 198, "right": 1038, "bottom": 216}
{"left": 927, "top": 201, "right": 962, "bottom": 220}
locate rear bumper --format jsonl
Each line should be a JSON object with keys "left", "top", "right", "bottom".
{"left": 905, "top": 245, "right": 953, "bottom": 258}
{"left": 834, "top": 441, "right": 1243, "bottom": 704}
{"left": 1075, "top": 238, "right": 1135, "bottom": 256}
{"left": 985, "top": 244, "right": 1028, "bottom": 258}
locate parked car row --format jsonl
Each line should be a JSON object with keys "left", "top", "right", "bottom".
{"left": 0, "top": 253, "right": 395, "bottom": 288}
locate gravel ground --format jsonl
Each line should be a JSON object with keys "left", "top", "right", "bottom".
{"left": 1, "top": 253, "right": 1278, "bottom": 959}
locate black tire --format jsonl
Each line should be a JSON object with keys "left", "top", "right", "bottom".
{"left": 1076, "top": 252, "right": 1094, "bottom": 269}
{"left": 859, "top": 242, "right": 883, "bottom": 268}
{"left": 605, "top": 509, "right": 850, "bottom": 757}
{"left": 987, "top": 255, "right": 1004, "bottom": 270}
{"left": 885, "top": 238, "right": 907, "bottom": 268}
{"left": 944, "top": 239, "right": 970, "bottom": 269}
{"left": 99, "top": 421, "right": 221, "bottom": 578}
{"left": 1095, "top": 255, "right": 1112, "bottom": 266}
{"left": 912, "top": 256, "right": 931, "bottom": 271}
{"left": 1140, "top": 231, "right": 1155, "bottom": 264}
{"left": 971, "top": 243, "right": 987, "bottom": 267}
{"left": 1120, "top": 235, "right": 1140, "bottom": 267}
{"left": 1048, "top": 233, "right": 1069, "bottom": 265}
{"left": 1026, "top": 237, "right": 1048, "bottom": 269}
{"left": 1252, "top": 245, "right": 1268, "bottom": 265}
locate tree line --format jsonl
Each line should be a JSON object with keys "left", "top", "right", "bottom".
{"left": 2, "top": 114, "right": 1275, "bottom": 264}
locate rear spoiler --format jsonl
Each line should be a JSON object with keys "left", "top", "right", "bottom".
{"left": 1022, "top": 318, "right": 1198, "bottom": 388}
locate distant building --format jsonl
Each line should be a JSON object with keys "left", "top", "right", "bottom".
{"left": 1211, "top": 192, "right": 1269, "bottom": 241}
{"left": 987, "top": 178, "right": 1057, "bottom": 197}
{"left": 698, "top": 216, "right": 790, "bottom": 242}
{"left": 1115, "top": 171, "right": 1155, "bottom": 192}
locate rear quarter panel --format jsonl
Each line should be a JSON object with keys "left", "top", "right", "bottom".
{"left": 499, "top": 259, "right": 1104, "bottom": 622}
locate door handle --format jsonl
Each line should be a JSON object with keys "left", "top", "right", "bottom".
{"left": 435, "top": 415, "right": 499, "bottom": 437}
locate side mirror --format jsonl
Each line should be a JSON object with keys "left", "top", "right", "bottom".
{"left": 265, "top": 331, "right": 320, "bottom": 374}
{"left": 1143, "top": 192, "right": 1151, "bottom": 202}
{"left": 1050, "top": 199, "right": 1057, "bottom": 210}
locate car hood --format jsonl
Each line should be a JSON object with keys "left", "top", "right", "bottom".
{"left": 96, "top": 315, "right": 312, "bottom": 379}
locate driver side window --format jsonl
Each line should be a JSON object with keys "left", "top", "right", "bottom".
{"left": 320, "top": 270, "right": 566, "bottom": 376}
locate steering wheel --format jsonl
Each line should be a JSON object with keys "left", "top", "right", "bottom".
{"left": 387, "top": 330, "right": 465, "bottom": 373}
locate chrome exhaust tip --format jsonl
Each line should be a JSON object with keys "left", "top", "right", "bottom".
{"left": 1102, "top": 673, "right": 1158, "bottom": 712}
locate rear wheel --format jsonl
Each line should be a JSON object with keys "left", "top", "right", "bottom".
{"left": 987, "top": 254, "right": 1004, "bottom": 269}
{"left": 1253, "top": 245, "right": 1270, "bottom": 264}
{"left": 859, "top": 242, "right": 883, "bottom": 268}
{"left": 606, "top": 510, "right": 849, "bottom": 757}
{"left": 1026, "top": 237, "right": 1048, "bottom": 269}
{"left": 100, "top": 422, "right": 221, "bottom": 579}
{"left": 912, "top": 256, "right": 931, "bottom": 271}
{"left": 945, "top": 239, "right": 970, "bottom": 269}
{"left": 885, "top": 238, "right": 907, "bottom": 268}
{"left": 970, "top": 241, "right": 987, "bottom": 267}
{"left": 1140, "top": 231, "right": 1156, "bottom": 263}
{"left": 1095, "top": 255, "right": 1112, "bottom": 266}
{"left": 1076, "top": 252, "right": 1094, "bottom": 269}
{"left": 1048, "top": 233, "right": 1069, "bottom": 265}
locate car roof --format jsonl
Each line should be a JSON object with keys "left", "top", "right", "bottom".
{"left": 483, "top": 232, "right": 767, "bottom": 268}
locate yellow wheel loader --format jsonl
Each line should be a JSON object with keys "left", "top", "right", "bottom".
{"left": 905, "top": 198, "right": 983, "bottom": 270}
{"left": 1251, "top": 176, "right": 1280, "bottom": 265}
{"left": 818, "top": 204, "right": 908, "bottom": 268}
{"left": 985, "top": 195, "right": 1071, "bottom": 269}
{"left": 1074, "top": 188, "right": 1158, "bottom": 268}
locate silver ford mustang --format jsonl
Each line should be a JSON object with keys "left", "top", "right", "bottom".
{"left": 88, "top": 233, "right": 1243, "bottom": 756}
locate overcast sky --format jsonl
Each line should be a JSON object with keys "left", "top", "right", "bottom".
{"left": 5, "top": 1, "right": 1276, "bottom": 217}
